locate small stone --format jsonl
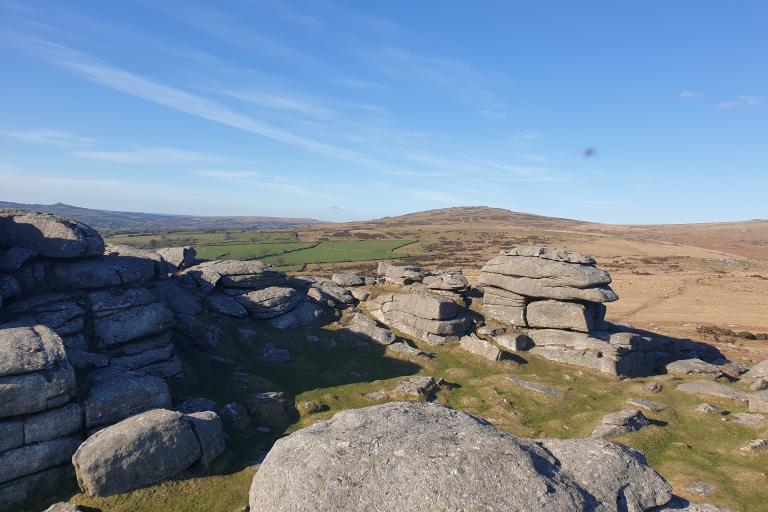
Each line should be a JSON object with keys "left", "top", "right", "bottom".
{"left": 507, "top": 375, "right": 560, "bottom": 398}
{"left": 392, "top": 376, "right": 441, "bottom": 401}
{"left": 627, "top": 398, "right": 665, "bottom": 412}
{"left": 365, "top": 391, "right": 388, "bottom": 401}
{"left": 298, "top": 401, "right": 329, "bottom": 415}
{"left": 591, "top": 409, "right": 650, "bottom": 438}
{"left": 685, "top": 482, "right": 714, "bottom": 497}
{"left": 695, "top": 403, "right": 721, "bottom": 414}
{"left": 643, "top": 382, "right": 663, "bottom": 393}
{"left": 750, "top": 378, "right": 768, "bottom": 391}
{"left": 740, "top": 438, "right": 768, "bottom": 453}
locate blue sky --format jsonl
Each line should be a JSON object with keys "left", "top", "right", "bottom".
{"left": 0, "top": 1, "right": 765, "bottom": 223}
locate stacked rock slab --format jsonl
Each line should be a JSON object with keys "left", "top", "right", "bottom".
{"left": 368, "top": 291, "right": 472, "bottom": 345}
{"left": 479, "top": 246, "right": 665, "bottom": 376}
{"left": 0, "top": 210, "right": 183, "bottom": 430}
{"left": 178, "top": 261, "right": 341, "bottom": 330}
{"left": 0, "top": 325, "right": 82, "bottom": 510}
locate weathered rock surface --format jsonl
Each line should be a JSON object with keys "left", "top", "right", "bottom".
{"left": 73, "top": 409, "right": 202, "bottom": 496}
{"left": 459, "top": 334, "right": 502, "bottom": 361}
{"left": 155, "top": 246, "right": 196, "bottom": 270}
{"left": 540, "top": 437, "right": 673, "bottom": 511}
{"left": 376, "top": 262, "right": 423, "bottom": 284}
{"left": 627, "top": 398, "right": 665, "bottom": 412}
{"left": 0, "top": 209, "right": 104, "bottom": 258}
{"left": 248, "top": 401, "right": 674, "bottom": 512}
{"left": 181, "top": 260, "right": 286, "bottom": 293}
{"left": 370, "top": 292, "right": 472, "bottom": 345}
{"left": 391, "top": 376, "right": 441, "bottom": 400}
{"left": 0, "top": 436, "right": 81, "bottom": 485}
{"left": 676, "top": 381, "right": 750, "bottom": 405}
{"left": 526, "top": 299, "right": 600, "bottom": 332}
{"left": 182, "top": 411, "right": 225, "bottom": 467}
{"left": 236, "top": 286, "right": 303, "bottom": 319}
{"left": 666, "top": 359, "right": 723, "bottom": 379}
{"left": 421, "top": 267, "right": 468, "bottom": 292}
{"left": 0, "top": 325, "right": 76, "bottom": 417}
{"left": 508, "top": 375, "right": 560, "bottom": 397}
{"left": 84, "top": 374, "right": 172, "bottom": 428}
{"left": 744, "top": 359, "right": 768, "bottom": 380}
{"left": 340, "top": 313, "right": 396, "bottom": 345}
{"left": 591, "top": 409, "right": 650, "bottom": 438}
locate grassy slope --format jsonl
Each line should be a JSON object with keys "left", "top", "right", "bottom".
{"left": 64, "top": 319, "right": 767, "bottom": 512}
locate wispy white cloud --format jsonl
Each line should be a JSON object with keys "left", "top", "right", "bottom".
{"left": 17, "top": 38, "right": 380, "bottom": 166}
{"left": 405, "top": 152, "right": 564, "bottom": 183}
{"left": 357, "top": 45, "right": 506, "bottom": 115}
{"left": 73, "top": 147, "right": 237, "bottom": 164}
{"left": 512, "top": 130, "right": 543, "bottom": 141}
{"left": 195, "top": 170, "right": 260, "bottom": 179}
{"left": 331, "top": 77, "right": 386, "bottom": 90}
{"left": 718, "top": 95, "right": 761, "bottom": 109}
{"left": 220, "top": 89, "right": 336, "bottom": 120}
{"left": 152, "top": 2, "right": 316, "bottom": 65}
{"left": 3, "top": 129, "right": 95, "bottom": 147}
{"left": 679, "top": 90, "right": 703, "bottom": 98}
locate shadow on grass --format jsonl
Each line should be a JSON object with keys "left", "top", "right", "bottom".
{"left": 169, "top": 319, "right": 423, "bottom": 478}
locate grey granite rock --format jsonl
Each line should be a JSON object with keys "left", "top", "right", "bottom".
{"left": 73, "top": 409, "right": 202, "bottom": 496}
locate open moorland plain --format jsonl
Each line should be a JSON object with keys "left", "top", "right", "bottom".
{"left": 2, "top": 206, "right": 768, "bottom": 512}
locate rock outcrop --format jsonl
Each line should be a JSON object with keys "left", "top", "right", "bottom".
{"left": 367, "top": 291, "right": 473, "bottom": 345}
{"left": 248, "top": 401, "right": 674, "bottom": 512}
{"left": 0, "top": 325, "right": 82, "bottom": 509}
{"left": 478, "top": 246, "right": 721, "bottom": 377}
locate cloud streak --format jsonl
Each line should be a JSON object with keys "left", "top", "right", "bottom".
{"left": 19, "top": 38, "right": 381, "bottom": 166}
{"left": 718, "top": 95, "right": 761, "bottom": 109}
{"left": 3, "top": 129, "right": 95, "bottom": 147}
{"left": 73, "top": 147, "right": 239, "bottom": 164}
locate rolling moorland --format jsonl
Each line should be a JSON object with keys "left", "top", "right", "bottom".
{"left": 3, "top": 204, "right": 768, "bottom": 511}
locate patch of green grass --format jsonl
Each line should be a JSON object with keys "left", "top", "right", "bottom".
{"left": 56, "top": 319, "right": 768, "bottom": 512}
{"left": 262, "top": 239, "right": 416, "bottom": 267}
{"left": 194, "top": 242, "right": 315, "bottom": 261}
{"left": 106, "top": 230, "right": 298, "bottom": 249}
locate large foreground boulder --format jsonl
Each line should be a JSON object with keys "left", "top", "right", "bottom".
{"left": 249, "top": 401, "right": 673, "bottom": 512}
{"left": 73, "top": 408, "right": 222, "bottom": 496}
{"left": 0, "top": 209, "right": 104, "bottom": 258}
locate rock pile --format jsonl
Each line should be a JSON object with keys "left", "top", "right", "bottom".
{"left": 0, "top": 326, "right": 82, "bottom": 509}
{"left": 367, "top": 291, "right": 473, "bottom": 345}
{"left": 177, "top": 261, "right": 347, "bottom": 330}
{"left": 248, "top": 401, "right": 676, "bottom": 512}
{"left": 479, "top": 246, "right": 614, "bottom": 330}
{"left": 478, "top": 247, "right": 718, "bottom": 377}
{"left": 377, "top": 262, "right": 469, "bottom": 299}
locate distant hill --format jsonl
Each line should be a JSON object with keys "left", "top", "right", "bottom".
{"left": 319, "top": 206, "right": 595, "bottom": 231}
{"left": 0, "top": 201, "right": 321, "bottom": 235}
{"left": 315, "top": 206, "right": 768, "bottom": 260}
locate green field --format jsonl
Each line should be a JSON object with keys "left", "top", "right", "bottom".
{"left": 107, "top": 230, "right": 298, "bottom": 248}
{"left": 194, "top": 242, "right": 316, "bottom": 261}
{"left": 106, "top": 230, "right": 417, "bottom": 270}
{"left": 262, "top": 239, "right": 416, "bottom": 267}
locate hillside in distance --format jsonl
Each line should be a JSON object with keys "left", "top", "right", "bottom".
{"left": 0, "top": 201, "right": 321, "bottom": 234}
{"left": 321, "top": 206, "right": 768, "bottom": 261}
